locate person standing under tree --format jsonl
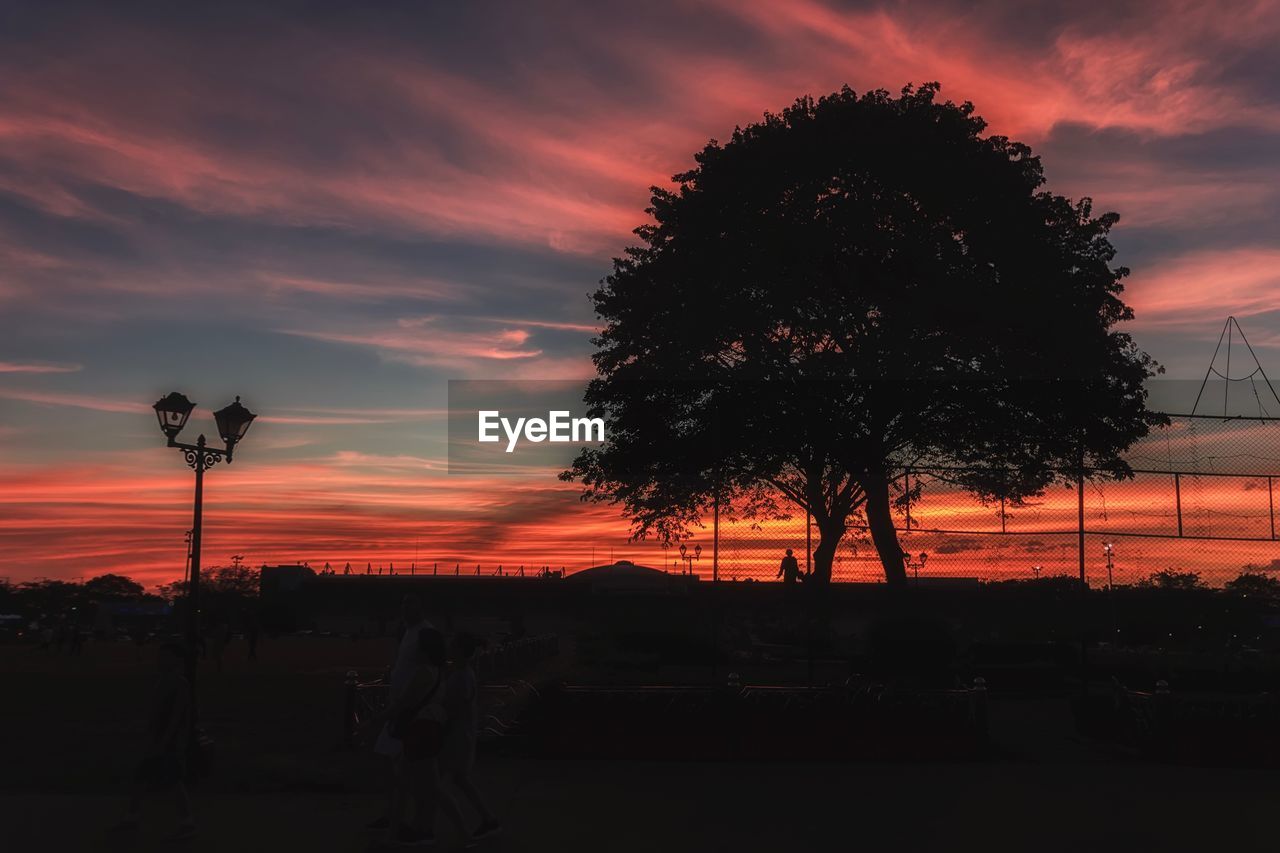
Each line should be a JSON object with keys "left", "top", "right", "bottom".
{"left": 776, "top": 548, "right": 802, "bottom": 584}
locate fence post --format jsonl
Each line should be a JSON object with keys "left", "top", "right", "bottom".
{"left": 1077, "top": 471, "right": 1086, "bottom": 587}
{"left": 713, "top": 491, "right": 719, "bottom": 584}
{"left": 1174, "top": 473, "right": 1183, "bottom": 537}
{"left": 1270, "top": 477, "right": 1275, "bottom": 540}
{"left": 904, "top": 468, "right": 911, "bottom": 531}
{"left": 971, "top": 677, "right": 989, "bottom": 743}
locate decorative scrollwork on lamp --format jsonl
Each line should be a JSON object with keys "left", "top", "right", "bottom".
{"left": 183, "top": 448, "right": 224, "bottom": 472}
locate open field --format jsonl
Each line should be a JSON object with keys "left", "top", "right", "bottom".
{"left": 5, "top": 757, "right": 1280, "bottom": 852}
{"left": 4, "top": 636, "right": 1279, "bottom": 851}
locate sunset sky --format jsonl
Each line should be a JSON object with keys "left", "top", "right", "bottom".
{"left": 3, "top": 0, "right": 1280, "bottom": 585}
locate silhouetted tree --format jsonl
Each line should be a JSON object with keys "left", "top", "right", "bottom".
{"left": 205, "top": 565, "right": 258, "bottom": 599}
{"left": 153, "top": 580, "right": 187, "bottom": 602}
{"left": 83, "top": 573, "right": 145, "bottom": 599}
{"left": 1140, "top": 569, "right": 1204, "bottom": 590}
{"left": 565, "top": 84, "right": 1162, "bottom": 586}
{"left": 1224, "top": 571, "right": 1280, "bottom": 598}
{"left": 156, "top": 566, "right": 257, "bottom": 601}
{"left": 16, "top": 579, "right": 82, "bottom": 615}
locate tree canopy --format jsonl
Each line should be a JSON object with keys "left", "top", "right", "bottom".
{"left": 565, "top": 83, "right": 1162, "bottom": 586}
{"left": 83, "top": 573, "right": 146, "bottom": 599}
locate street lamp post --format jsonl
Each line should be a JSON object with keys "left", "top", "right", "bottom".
{"left": 152, "top": 392, "right": 257, "bottom": 730}
{"left": 1103, "top": 542, "right": 1118, "bottom": 639}
{"left": 904, "top": 551, "right": 928, "bottom": 583}
{"left": 678, "top": 543, "right": 702, "bottom": 575}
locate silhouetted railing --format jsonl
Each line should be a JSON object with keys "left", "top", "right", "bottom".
{"left": 474, "top": 634, "right": 560, "bottom": 681}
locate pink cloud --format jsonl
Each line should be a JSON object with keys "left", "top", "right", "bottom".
{"left": 277, "top": 317, "right": 547, "bottom": 369}
{"left": 0, "top": 76, "right": 647, "bottom": 256}
{"left": 471, "top": 317, "right": 600, "bottom": 334}
{"left": 1125, "top": 247, "right": 1280, "bottom": 329}
{"left": 2, "top": 0, "right": 1276, "bottom": 273}
{"left": 705, "top": 0, "right": 1280, "bottom": 140}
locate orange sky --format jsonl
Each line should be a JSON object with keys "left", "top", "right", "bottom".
{"left": 3, "top": 420, "right": 1278, "bottom": 587}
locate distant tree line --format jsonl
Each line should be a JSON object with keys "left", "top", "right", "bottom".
{"left": 0, "top": 566, "right": 261, "bottom": 631}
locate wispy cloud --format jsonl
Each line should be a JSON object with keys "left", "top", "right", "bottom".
{"left": 0, "top": 387, "right": 146, "bottom": 413}
{"left": 277, "top": 317, "right": 547, "bottom": 369}
{"left": 0, "top": 361, "right": 82, "bottom": 374}
{"left": 465, "top": 317, "right": 601, "bottom": 335}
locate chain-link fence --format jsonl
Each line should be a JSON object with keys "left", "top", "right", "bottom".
{"left": 690, "top": 414, "right": 1280, "bottom": 587}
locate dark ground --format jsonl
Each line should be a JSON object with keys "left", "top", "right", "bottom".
{"left": 3, "top": 637, "right": 1277, "bottom": 852}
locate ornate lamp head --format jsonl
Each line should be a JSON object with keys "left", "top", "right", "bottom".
{"left": 213, "top": 396, "right": 257, "bottom": 456}
{"left": 153, "top": 392, "right": 196, "bottom": 440}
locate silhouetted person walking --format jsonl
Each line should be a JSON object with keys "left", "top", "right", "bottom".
{"left": 366, "top": 594, "right": 434, "bottom": 833}
{"left": 441, "top": 633, "right": 502, "bottom": 840}
{"left": 378, "top": 627, "right": 470, "bottom": 847}
{"left": 111, "top": 641, "right": 197, "bottom": 840}
{"left": 777, "top": 549, "right": 802, "bottom": 584}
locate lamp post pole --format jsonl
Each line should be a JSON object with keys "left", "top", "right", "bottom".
{"left": 904, "top": 551, "right": 928, "bottom": 583}
{"left": 1104, "top": 542, "right": 1117, "bottom": 639}
{"left": 174, "top": 433, "right": 229, "bottom": 714}
{"left": 153, "top": 393, "right": 257, "bottom": 738}
{"left": 187, "top": 435, "right": 207, "bottom": 688}
{"left": 678, "top": 543, "right": 701, "bottom": 575}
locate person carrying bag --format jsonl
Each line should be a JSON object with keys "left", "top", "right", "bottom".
{"left": 392, "top": 667, "right": 447, "bottom": 760}
{"left": 384, "top": 628, "right": 474, "bottom": 847}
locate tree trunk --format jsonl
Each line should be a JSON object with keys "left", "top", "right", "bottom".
{"left": 863, "top": 471, "right": 908, "bottom": 586}
{"left": 810, "top": 525, "right": 841, "bottom": 585}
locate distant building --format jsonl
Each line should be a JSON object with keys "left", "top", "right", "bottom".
{"left": 259, "top": 564, "right": 317, "bottom": 597}
{"left": 565, "top": 560, "right": 689, "bottom": 595}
